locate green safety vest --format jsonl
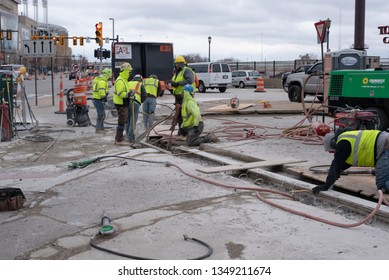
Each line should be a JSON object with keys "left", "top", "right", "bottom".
{"left": 171, "top": 66, "right": 196, "bottom": 96}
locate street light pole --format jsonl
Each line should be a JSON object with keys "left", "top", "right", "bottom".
{"left": 109, "top": 17, "right": 115, "bottom": 42}
{"left": 326, "top": 18, "right": 331, "bottom": 52}
{"left": 260, "top": 33, "right": 263, "bottom": 61}
{"left": 208, "top": 36, "right": 212, "bottom": 62}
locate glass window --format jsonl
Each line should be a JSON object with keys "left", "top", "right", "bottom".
{"left": 212, "top": 63, "right": 221, "bottom": 73}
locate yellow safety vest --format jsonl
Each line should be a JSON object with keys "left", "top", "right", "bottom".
{"left": 92, "top": 76, "right": 108, "bottom": 99}
{"left": 143, "top": 77, "right": 158, "bottom": 97}
{"left": 337, "top": 130, "right": 380, "bottom": 167}
{"left": 171, "top": 66, "right": 196, "bottom": 96}
{"left": 128, "top": 81, "right": 142, "bottom": 104}
{"left": 113, "top": 77, "right": 129, "bottom": 105}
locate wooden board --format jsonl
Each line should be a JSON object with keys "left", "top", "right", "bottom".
{"left": 205, "top": 103, "right": 255, "bottom": 112}
{"left": 196, "top": 159, "right": 307, "bottom": 174}
{"left": 148, "top": 124, "right": 172, "bottom": 138}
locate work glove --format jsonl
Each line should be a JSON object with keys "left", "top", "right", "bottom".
{"left": 312, "top": 185, "right": 329, "bottom": 194}
{"left": 102, "top": 96, "right": 108, "bottom": 102}
{"left": 126, "top": 90, "right": 135, "bottom": 100}
{"left": 170, "top": 81, "right": 179, "bottom": 87}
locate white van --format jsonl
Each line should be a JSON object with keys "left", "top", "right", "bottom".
{"left": 188, "top": 62, "right": 232, "bottom": 93}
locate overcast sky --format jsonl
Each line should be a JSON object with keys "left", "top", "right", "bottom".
{"left": 25, "top": 0, "right": 389, "bottom": 62}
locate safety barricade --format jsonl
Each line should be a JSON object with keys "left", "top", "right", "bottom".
{"left": 254, "top": 77, "right": 265, "bottom": 92}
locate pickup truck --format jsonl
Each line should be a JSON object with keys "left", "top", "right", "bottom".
{"left": 285, "top": 62, "right": 323, "bottom": 102}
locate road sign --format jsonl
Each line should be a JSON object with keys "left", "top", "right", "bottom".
{"left": 23, "top": 39, "right": 56, "bottom": 57}
{"left": 314, "top": 20, "right": 327, "bottom": 44}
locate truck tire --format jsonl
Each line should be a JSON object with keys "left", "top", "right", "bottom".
{"left": 366, "top": 107, "right": 389, "bottom": 130}
{"left": 198, "top": 81, "right": 206, "bottom": 93}
{"left": 219, "top": 86, "right": 227, "bottom": 93}
{"left": 288, "top": 84, "right": 303, "bottom": 103}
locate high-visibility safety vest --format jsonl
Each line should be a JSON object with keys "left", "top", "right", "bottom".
{"left": 92, "top": 76, "right": 108, "bottom": 100}
{"left": 143, "top": 77, "right": 158, "bottom": 97}
{"left": 181, "top": 91, "right": 201, "bottom": 128}
{"left": 337, "top": 130, "right": 380, "bottom": 167}
{"left": 128, "top": 81, "right": 142, "bottom": 104}
{"left": 171, "top": 66, "right": 196, "bottom": 96}
{"left": 113, "top": 77, "right": 129, "bottom": 105}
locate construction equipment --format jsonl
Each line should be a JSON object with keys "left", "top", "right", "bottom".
{"left": 64, "top": 86, "right": 91, "bottom": 127}
{"left": 328, "top": 69, "right": 389, "bottom": 130}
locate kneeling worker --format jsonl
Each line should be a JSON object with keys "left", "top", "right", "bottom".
{"left": 179, "top": 84, "right": 219, "bottom": 146}
{"left": 313, "top": 129, "right": 389, "bottom": 194}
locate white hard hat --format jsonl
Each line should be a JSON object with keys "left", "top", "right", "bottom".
{"left": 323, "top": 132, "right": 335, "bottom": 152}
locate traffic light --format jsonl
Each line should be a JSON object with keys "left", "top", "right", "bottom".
{"left": 0, "top": 31, "right": 3, "bottom": 40}
{"left": 60, "top": 36, "right": 64, "bottom": 46}
{"left": 52, "top": 36, "right": 57, "bottom": 45}
{"left": 79, "top": 36, "right": 84, "bottom": 46}
{"left": 73, "top": 36, "right": 77, "bottom": 46}
{"left": 95, "top": 22, "right": 103, "bottom": 46}
{"left": 6, "top": 30, "right": 12, "bottom": 40}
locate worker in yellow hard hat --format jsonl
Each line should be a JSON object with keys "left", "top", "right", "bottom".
{"left": 113, "top": 62, "right": 133, "bottom": 145}
{"left": 170, "top": 55, "right": 196, "bottom": 136}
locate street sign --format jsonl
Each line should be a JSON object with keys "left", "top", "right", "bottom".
{"left": 314, "top": 20, "right": 327, "bottom": 44}
{"left": 23, "top": 39, "right": 56, "bottom": 57}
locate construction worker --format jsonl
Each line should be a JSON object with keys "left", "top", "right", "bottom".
{"left": 142, "top": 74, "right": 162, "bottom": 130}
{"left": 126, "top": 74, "right": 146, "bottom": 145}
{"left": 92, "top": 68, "right": 112, "bottom": 133}
{"left": 170, "top": 56, "right": 196, "bottom": 136}
{"left": 113, "top": 62, "right": 132, "bottom": 145}
{"left": 179, "top": 84, "right": 219, "bottom": 146}
{"left": 313, "top": 129, "right": 389, "bottom": 194}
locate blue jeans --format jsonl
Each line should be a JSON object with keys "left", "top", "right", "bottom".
{"left": 92, "top": 99, "right": 106, "bottom": 129}
{"left": 375, "top": 150, "right": 389, "bottom": 192}
{"left": 126, "top": 101, "right": 140, "bottom": 143}
{"left": 142, "top": 97, "right": 157, "bottom": 130}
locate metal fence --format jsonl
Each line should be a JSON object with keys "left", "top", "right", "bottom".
{"left": 228, "top": 57, "right": 389, "bottom": 78}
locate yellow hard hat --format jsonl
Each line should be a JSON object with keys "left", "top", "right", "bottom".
{"left": 20, "top": 66, "right": 27, "bottom": 75}
{"left": 120, "top": 62, "right": 132, "bottom": 72}
{"left": 175, "top": 56, "right": 186, "bottom": 63}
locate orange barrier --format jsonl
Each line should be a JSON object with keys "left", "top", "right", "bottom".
{"left": 55, "top": 73, "right": 66, "bottom": 114}
{"left": 254, "top": 77, "right": 265, "bottom": 92}
{"left": 73, "top": 85, "right": 87, "bottom": 106}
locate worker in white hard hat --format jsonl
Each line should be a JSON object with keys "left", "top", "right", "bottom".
{"left": 92, "top": 68, "right": 112, "bottom": 133}
{"left": 142, "top": 74, "right": 163, "bottom": 130}
{"left": 113, "top": 62, "right": 132, "bottom": 145}
{"left": 313, "top": 129, "right": 389, "bottom": 194}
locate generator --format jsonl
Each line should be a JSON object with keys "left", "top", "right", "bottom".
{"left": 333, "top": 108, "right": 378, "bottom": 132}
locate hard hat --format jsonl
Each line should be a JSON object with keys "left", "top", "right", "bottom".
{"left": 323, "top": 132, "right": 335, "bottom": 152}
{"left": 175, "top": 56, "right": 186, "bottom": 63}
{"left": 133, "top": 74, "right": 143, "bottom": 82}
{"left": 102, "top": 68, "right": 112, "bottom": 77}
{"left": 150, "top": 74, "right": 158, "bottom": 79}
{"left": 183, "top": 84, "right": 194, "bottom": 93}
{"left": 19, "top": 66, "right": 27, "bottom": 75}
{"left": 120, "top": 62, "right": 132, "bottom": 72}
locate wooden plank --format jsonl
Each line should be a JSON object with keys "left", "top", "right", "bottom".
{"left": 206, "top": 103, "right": 255, "bottom": 112}
{"left": 196, "top": 159, "right": 307, "bottom": 174}
{"left": 148, "top": 124, "right": 172, "bottom": 138}
{"left": 177, "top": 146, "right": 240, "bottom": 165}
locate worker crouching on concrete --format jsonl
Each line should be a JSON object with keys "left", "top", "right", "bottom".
{"left": 313, "top": 129, "right": 389, "bottom": 194}
{"left": 179, "top": 84, "right": 219, "bottom": 146}
{"left": 113, "top": 62, "right": 132, "bottom": 145}
{"left": 92, "top": 68, "right": 112, "bottom": 133}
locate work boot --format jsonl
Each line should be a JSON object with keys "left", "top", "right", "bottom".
{"left": 115, "top": 141, "right": 133, "bottom": 146}
{"left": 205, "top": 132, "right": 219, "bottom": 143}
{"left": 95, "top": 129, "right": 106, "bottom": 134}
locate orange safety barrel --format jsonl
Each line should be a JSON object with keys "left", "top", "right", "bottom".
{"left": 73, "top": 85, "right": 87, "bottom": 106}
{"left": 254, "top": 77, "right": 265, "bottom": 92}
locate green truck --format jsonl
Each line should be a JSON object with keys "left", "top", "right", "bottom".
{"left": 328, "top": 69, "right": 389, "bottom": 130}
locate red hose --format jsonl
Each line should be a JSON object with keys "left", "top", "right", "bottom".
{"left": 167, "top": 162, "right": 384, "bottom": 228}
